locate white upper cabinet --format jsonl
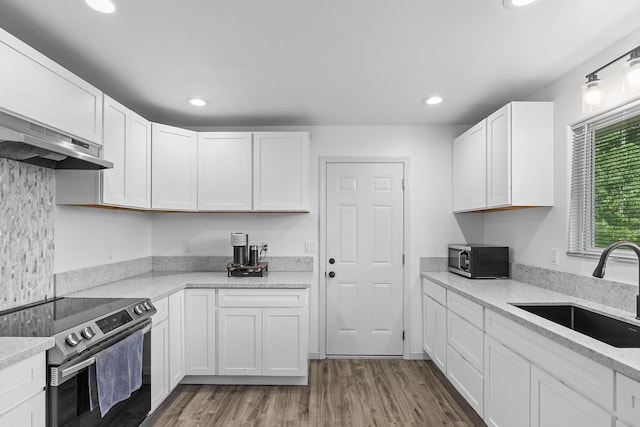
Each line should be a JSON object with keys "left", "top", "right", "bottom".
{"left": 486, "top": 102, "right": 554, "bottom": 209}
{"left": 253, "top": 132, "right": 310, "bottom": 212}
{"left": 127, "top": 110, "right": 152, "bottom": 209}
{"left": 0, "top": 28, "right": 103, "bottom": 145}
{"left": 197, "top": 132, "right": 253, "bottom": 211}
{"left": 56, "top": 96, "right": 151, "bottom": 209}
{"left": 101, "top": 96, "right": 129, "bottom": 206}
{"left": 152, "top": 123, "right": 198, "bottom": 210}
{"left": 453, "top": 101, "right": 553, "bottom": 213}
{"left": 452, "top": 120, "right": 487, "bottom": 212}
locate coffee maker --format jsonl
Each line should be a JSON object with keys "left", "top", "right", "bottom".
{"left": 227, "top": 233, "right": 268, "bottom": 277}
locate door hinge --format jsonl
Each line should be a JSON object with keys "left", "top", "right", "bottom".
{"left": 402, "top": 179, "right": 405, "bottom": 191}
{"left": 402, "top": 254, "right": 405, "bottom": 265}
{"left": 402, "top": 330, "right": 405, "bottom": 341}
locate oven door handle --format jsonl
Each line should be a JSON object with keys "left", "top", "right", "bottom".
{"left": 61, "top": 356, "right": 96, "bottom": 378}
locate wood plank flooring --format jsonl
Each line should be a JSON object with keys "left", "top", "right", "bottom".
{"left": 151, "top": 359, "right": 486, "bottom": 426}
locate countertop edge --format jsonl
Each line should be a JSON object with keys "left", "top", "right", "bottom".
{"left": 0, "top": 337, "right": 55, "bottom": 370}
{"left": 421, "top": 271, "right": 640, "bottom": 383}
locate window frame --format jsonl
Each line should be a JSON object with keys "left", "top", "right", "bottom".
{"left": 568, "top": 98, "right": 640, "bottom": 262}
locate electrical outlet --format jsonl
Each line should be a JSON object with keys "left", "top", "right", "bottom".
{"left": 106, "top": 245, "right": 113, "bottom": 260}
{"left": 550, "top": 248, "right": 559, "bottom": 265}
{"left": 184, "top": 241, "right": 191, "bottom": 254}
{"left": 305, "top": 242, "right": 317, "bottom": 253}
{"left": 261, "top": 242, "right": 269, "bottom": 255}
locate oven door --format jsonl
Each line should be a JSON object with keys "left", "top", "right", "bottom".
{"left": 48, "top": 320, "right": 152, "bottom": 427}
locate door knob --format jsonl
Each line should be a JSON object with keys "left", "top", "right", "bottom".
{"left": 328, "top": 271, "right": 336, "bottom": 278}
{"left": 329, "top": 258, "right": 335, "bottom": 264}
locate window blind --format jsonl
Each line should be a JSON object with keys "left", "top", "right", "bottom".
{"left": 569, "top": 99, "right": 640, "bottom": 259}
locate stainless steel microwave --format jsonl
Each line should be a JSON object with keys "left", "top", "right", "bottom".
{"left": 448, "top": 244, "right": 509, "bottom": 278}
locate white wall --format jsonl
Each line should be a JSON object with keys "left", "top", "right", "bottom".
{"left": 151, "top": 124, "right": 475, "bottom": 357}
{"left": 54, "top": 205, "right": 152, "bottom": 273}
{"left": 483, "top": 28, "right": 640, "bottom": 285}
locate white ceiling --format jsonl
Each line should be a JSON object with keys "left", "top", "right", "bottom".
{"left": 1, "top": 0, "right": 640, "bottom": 127}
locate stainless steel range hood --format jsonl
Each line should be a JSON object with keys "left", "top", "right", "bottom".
{"left": 0, "top": 111, "right": 112, "bottom": 170}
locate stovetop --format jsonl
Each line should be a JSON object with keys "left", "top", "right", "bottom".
{"left": 0, "top": 297, "right": 142, "bottom": 337}
{"left": 0, "top": 297, "right": 156, "bottom": 365}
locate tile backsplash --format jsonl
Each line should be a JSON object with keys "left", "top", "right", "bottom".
{"left": 0, "top": 159, "right": 54, "bottom": 311}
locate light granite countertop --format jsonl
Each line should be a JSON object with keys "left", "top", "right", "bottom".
{"left": 422, "top": 271, "right": 640, "bottom": 383}
{"left": 2, "top": 272, "right": 311, "bottom": 370}
{"left": 0, "top": 337, "right": 54, "bottom": 370}
{"left": 68, "top": 271, "right": 313, "bottom": 302}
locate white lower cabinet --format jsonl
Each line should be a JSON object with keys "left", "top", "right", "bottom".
{"left": 0, "top": 353, "right": 46, "bottom": 427}
{"left": 616, "top": 373, "right": 640, "bottom": 427}
{"left": 531, "top": 365, "right": 612, "bottom": 427}
{"left": 218, "top": 308, "right": 262, "bottom": 376}
{"left": 263, "top": 308, "right": 308, "bottom": 376}
{"left": 484, "top": 335, "right": 530, "bottom": 427}
{"left": 217, "top": 289, "right": 309, "bottom": 379}
{"left": 422, "top": 279, "right": 447, "bottom": 374}
{"left": 184, "top": 289, "right": 216, "bottom": 375}
{"left": 447, "top": 345, "right": 484, "bottom": 416}
{"left": 150, "top": 310, "right": 169, "bottom": 412}
{"left": 168, "top": 290, "right": 185, "bottom": 390}
{"left": 151, "top": 291, "right": 185, "bottom": 412}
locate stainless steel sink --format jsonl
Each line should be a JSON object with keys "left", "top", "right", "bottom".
{"left": 512, "top": 303, "right": 640, "bottom": 348}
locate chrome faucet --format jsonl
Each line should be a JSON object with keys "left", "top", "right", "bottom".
{"left": 592, "top": 241, "right": 640, "bottom": 320}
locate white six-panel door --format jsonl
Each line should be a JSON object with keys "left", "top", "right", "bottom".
{"left": 326, "top": 162, "right": 404, "bottom": 355}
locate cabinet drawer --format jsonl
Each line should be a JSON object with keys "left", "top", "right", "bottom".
{"left": 423, "top": 279, "right": 446, "bottom": 306}
{"left": 447, "top": 346, "right": 483, "bottom": 417}
{"left": 218, "top": 289, "right": 307, "bottom": 308}
{"left": 617, "top": 373, "right": 640, "bottom": 427}
{"left": 485, "top": 310, "right": 614, "bottom": 411}
{"left": 447, "top": 291, "right": 483, "bottom": 328}
{"left": 0, "top": 353, "right": 45, "bottom": 416}
{"left": 0, "top": 390, "right": 45, "bottom": 427}
{"left": 448, "top": 311, "right": 483, "bottom": 373}
{"left": 152, "top": 296, "right": 169, "bottom": 324}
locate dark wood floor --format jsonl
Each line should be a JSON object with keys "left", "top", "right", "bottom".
{"left": 151, "top": 359, "right": 486, "bottom": 426}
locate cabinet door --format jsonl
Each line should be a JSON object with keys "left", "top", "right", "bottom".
{"left": 423, "top": 293, "right": 435, "bottom": 356}
{"left": 151, "top": 123, "right": 198, "bottom": 210}
{"left": 0, "top": 391, "right": 45, "bottom": 427}
{"left": 128, "top": 111, "right": 151, "bottom": 209}
{"left": 452, "top": 133, "right": 468, "bottom": 212}
{"left": 197, "top": 132, "right": 252, "bottom": 211}
{"left": 447, "top": 311, "right": 483, "bottom": 373}
{"left": 467, "top": 120, "right": 487, "bottom": 209}
{"left": 487, "top": 104, "right": 511, "bottom": 207}
{"left": 433, "top": 300, "right": 447, "bottom": 374}
{"left": 101, "top": 95, "right": 128, "bottom": 206}
{"left": 150, "top": 319, "right": 169, "bottom": 412}
{"left": 484, "top": 336, "right": 530, "bottom": 427}
{"left": 168, "top": 290, "right": 185, "bottom": 390}
{"left": 0, "top": 28, "right": 103, "bottom": 145}
{"left": 531, "top": 366, "right": 612, "bottom": 427}
{"left": 218, "top": 308, "right": 262, "bottom": 376}
{"left": 263, "top": 308, "right": 308, "bottom": 376}
{"left": 185, "top": 289, "right": 216, "bottom": 375}
{"left": 447, "top": 346, "right": 484, "bottom": 417}
{"left": 253, "top": 132, "right": 310, "bottom": 211}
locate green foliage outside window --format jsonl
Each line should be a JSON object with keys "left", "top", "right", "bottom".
{"left": 593, "top": 116, "right": 640, "bottom": 247}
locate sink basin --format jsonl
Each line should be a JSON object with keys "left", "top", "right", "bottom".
{"left": 512, "top": 304, "right": 640, "bottom": 348}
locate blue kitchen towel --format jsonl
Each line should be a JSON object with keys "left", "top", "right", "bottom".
{"left": 93, "top": 329, "right": 144, "bottom": 417}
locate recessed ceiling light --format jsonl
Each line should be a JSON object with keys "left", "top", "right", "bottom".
{"left": 85, "top": 0, "right": 116, "bottom": 13}
{"left": 502, "top": 0, "right": 537, "bottom": 8}
{"left": 187, "top": 97, "right": 207, "bottom": 107}
{"left": 422, "top": 96, "right": 443, "bottom": 105}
